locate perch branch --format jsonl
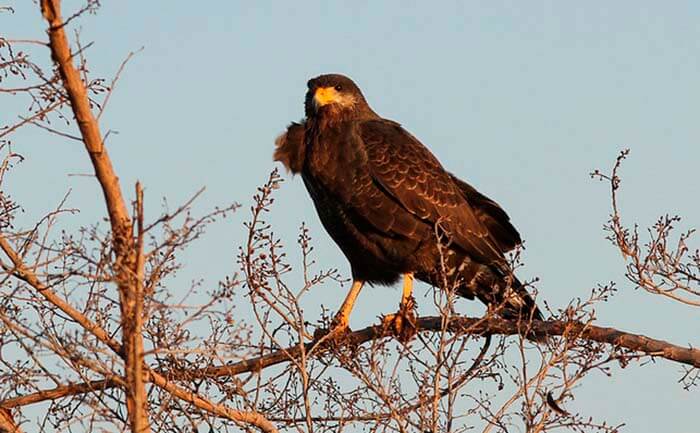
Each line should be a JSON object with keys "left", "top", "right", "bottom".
{"left": 194, "top": 317, "right": 699, "bottom": 378}
{"left": 3, "top": 316, "right": 697, "bottom": 410}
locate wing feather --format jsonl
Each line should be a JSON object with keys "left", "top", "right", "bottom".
{"left": 358, "top": 119, "right": 506, "bottom": 265}
{"left": 448, "top": 174, "right": 522, "bottom": 253}
{"left": 282, "top": 118, "right": 519, "bottom": 264}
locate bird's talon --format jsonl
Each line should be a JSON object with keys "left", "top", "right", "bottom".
{"left": 382, "top": 300, "right": 418, "bottom": 343}
{"left": 313, "top": 317, "right": 351, "bottom": 343}
{"left": 312, "top": 313, "right": 351, "bottom": 341}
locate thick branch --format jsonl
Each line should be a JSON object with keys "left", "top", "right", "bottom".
{"left": 0, "top": 372, "right": 278, "bottom": 433}
{"left": 5, "top": 315, "right": 696, "bottom": 411}
{"left": 39, "top": 1, "right": 148, "bottom": 431}
{"left": 0, "top": 408, "right": 23, "bottom": 433}
{"left": 195, "top": 316, "right": 700, "bottom": 379}
{"left": 0, "top": 378, "right": 123, "bottom": 409}
{"left": 39, "top": 0, "right": 131, "bottom": 231}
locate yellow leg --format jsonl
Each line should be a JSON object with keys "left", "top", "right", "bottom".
{"left": 383, "top": 273, "right": 418, "bottom": 342}
{"left": 332, "top": 280, "right": 364, "bottom": 330}
{"left": 401, "top": 273, "right": 414, "bottom": 308}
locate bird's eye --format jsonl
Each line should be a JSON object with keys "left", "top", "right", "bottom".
{"left": 334, "top": 85, "right": 343, "bottom": 91}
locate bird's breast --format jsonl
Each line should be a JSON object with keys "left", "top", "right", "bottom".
{"left": 304, "top": 123, "right": 366, "bottom": 190}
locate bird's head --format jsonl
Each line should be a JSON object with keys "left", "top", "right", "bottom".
{"left": 305, "top": 74, "right": 374, "bottom": 120}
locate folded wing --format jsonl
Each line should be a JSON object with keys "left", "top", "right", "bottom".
{"left": 358, "top": 119, "right": 508, "bottom": 266}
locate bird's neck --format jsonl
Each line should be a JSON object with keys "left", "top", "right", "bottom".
{"left": 310, "top": 107, "right": 378, "bottom": 128}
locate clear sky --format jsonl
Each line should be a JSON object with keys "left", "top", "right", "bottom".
{"left": 3, "top": 1, "right": 699, "bottom": 432}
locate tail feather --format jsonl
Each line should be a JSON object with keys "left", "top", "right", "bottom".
{"left": 465, "top": 266, "right": 543, "bottom": 322}
{"left": 478, "top": 273, "right": 547, "bottom": 342}
{"left": 443, "top": 256, "right": 544, "bottom": 322}
{"left": 500, "top": 278, "right": 543, "bottom": 321}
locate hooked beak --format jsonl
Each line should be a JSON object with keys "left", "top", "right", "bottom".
{"left": 313, "top": 86, "right": 340, "bottom": 109}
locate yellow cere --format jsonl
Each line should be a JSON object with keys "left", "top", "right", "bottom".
{"left": 313, "top": 87, "right": 340, "bottom": 107}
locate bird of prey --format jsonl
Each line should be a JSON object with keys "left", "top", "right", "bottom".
{"left": 274, "top": 74, "right": 541, "bottom": 338}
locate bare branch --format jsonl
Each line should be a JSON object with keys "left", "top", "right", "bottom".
{"left": 196, "top": 316, "right": 700, "bottom": 376}
{"left": 40, "top": 0, "right": 149, "bottom": 430}
{"left": 0, "top": 407, "right": 23, "bottom": 433}
{"left": 7, "top": 312, "right": 695, "bottom": 414}
{"left": 592, "top": 149, "right": 699, "bottom": 307}
{"left": 148, "top": 371, "right": 279, "bottom": 433}
{"left": 0, "top": 233, "right": 123, "bottom": 355}
{"left": 40, "top": 0, "right": 132, "bottom": 233}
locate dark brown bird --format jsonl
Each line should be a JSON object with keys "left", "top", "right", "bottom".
{"left": 274, "top": 74, "right": 541, "bottom": 336}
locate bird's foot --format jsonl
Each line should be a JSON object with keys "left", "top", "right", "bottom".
{"left": 381, "top": 297, "right": 417, "bottom": 343}
{"left": 313, "top": 313, "right": 350, "bottom": 342}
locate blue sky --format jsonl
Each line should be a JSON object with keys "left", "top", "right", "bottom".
{"left": 3, "top": 1, "right": 699, "bottom": 431}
